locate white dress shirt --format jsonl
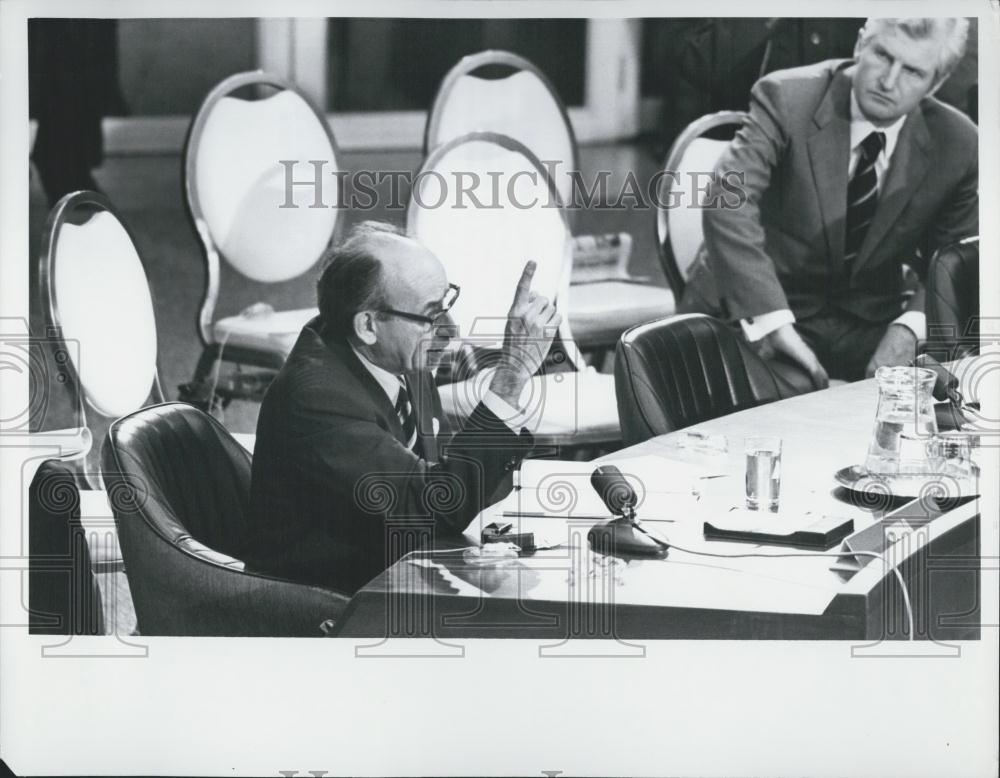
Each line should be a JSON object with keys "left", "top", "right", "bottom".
{"left": 350, "top": 345, "right": 529, "bottom": 438}
{"left": 741, "top": 90, "right": 925, "bottom": 342}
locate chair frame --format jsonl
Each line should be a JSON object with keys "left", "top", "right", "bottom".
{"left": 925, "top": 235, "right": 980, "bottom": 352}
{"left": 38, "top": 190, "right": 166, "bottom": 454}
{"left": 424, "top": 49, "right": 579, "bottom": 168}
{"left": 407, "top": 130, "right": 578, "bottom": 364}
{"left": 656, "top": 110, "right": 748, "bottom": 298}
{"left": 181, "top": 70, "right": 340, "bottom": 406}
{"left": 428, "top": 49, "right": 671, "bottom": 363}
{"left": 408, "top": 131, "right": 621, "bottom": 452}
{"left": 425, "top": 50, "right": 580, "bottom": 231}
{"left": 929, "top": 235, "right": 979, "bottom": 265}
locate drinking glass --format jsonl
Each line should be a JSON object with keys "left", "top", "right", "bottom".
{"left": 745, "top": 436, "right": 781, "bottom": 512}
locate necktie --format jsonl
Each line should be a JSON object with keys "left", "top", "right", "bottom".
{"left": 395, "top": 379, "right": 418, "bottom": 450}
{"left": 844, "top": 130, "right": 886, "bottom": 266}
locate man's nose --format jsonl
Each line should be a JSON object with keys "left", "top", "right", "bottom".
{"left": 434, "top": 311, "right": 459, "bottom": 342}
{"left": 880, "top": 61, "right": 902, "bottom": 91}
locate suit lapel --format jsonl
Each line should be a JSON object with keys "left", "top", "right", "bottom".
{"left": 317, "top": 328, "right": 441, "bottom": 457}
{"left": 406, "top": 371, "right": 439, "bottom": 463}
{"left": 330, "top": 336, "right": 407, "bottom": 443}
{"left": 852, "top": 108, "right": 931, "bottom": 275}
{"left": 807, "top": 68, "right": 852, "bottom": 266}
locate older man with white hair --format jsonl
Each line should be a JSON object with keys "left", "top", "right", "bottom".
{"left": 686, "top": 17, "right": 978, "bottom": 390}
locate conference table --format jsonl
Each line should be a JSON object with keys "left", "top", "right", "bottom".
{"left": 331, "top": 361, "right": 985, "bottom": 641}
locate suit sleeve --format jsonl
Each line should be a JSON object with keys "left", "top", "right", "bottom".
{"left": 289, "top": 391, "right": 532, "bottom": 537}
{"left": 905, "top": 130, "right": 978, "bottom": 315}
{"left": 928, "top": 135, "right": 978, "bottom": 251}
{"left": 703, "top": 77, "right": 793, "bottom": 319}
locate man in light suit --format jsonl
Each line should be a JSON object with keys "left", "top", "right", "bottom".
{"left": 245, "top": 222, "right": 560, "bottom": 594}
{"left": 689, "top": 17, "right": 977, "bottom": 389}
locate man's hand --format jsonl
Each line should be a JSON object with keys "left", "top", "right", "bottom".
{"left": 763, "top": 323, "right": 829, "bottom": 390}
{"left": 489, "top": 260, "right": 562, "bottom": 409}
{"left": 865, "top": 323, "right": 917, "bottom": 378}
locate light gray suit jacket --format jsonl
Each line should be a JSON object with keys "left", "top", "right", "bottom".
{"left": 699, "top": 59, "right": 978, "bottom": 326}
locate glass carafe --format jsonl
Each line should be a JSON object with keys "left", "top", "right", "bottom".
{"left": 865, "top": 366, "right": 937, "bottom": 475}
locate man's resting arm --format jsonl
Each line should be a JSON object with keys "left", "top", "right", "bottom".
{"left": 703, "top": 76, "right": 793, "bottom": 320}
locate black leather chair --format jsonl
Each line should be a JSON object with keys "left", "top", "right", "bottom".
{"left": 101, "top": 402, "right": 349, "bottom": 636}
{"left": 925, "top": 237, "right": 979, "bottom": 358}
{"left": 615, "top": 314, "right": 797, "bottom": 446}
{"left": 29, "top": 460, "right": 104, "bottom": 635}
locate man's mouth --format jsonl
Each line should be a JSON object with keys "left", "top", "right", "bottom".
{"left": 868, "top": 90, "right": 893, "bottom": 104}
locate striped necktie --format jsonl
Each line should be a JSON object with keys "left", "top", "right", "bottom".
{"left": 395, "top": 379, "right": 418, "bottom": 450}
{"left": 844, "top": 130, "right": 886, "bottom": 266}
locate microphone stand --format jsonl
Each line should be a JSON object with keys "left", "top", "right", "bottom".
{"left": 588, "top": 466, "right": 670, "bottom": 558}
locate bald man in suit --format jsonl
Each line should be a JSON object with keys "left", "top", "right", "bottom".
{"left": 245, "top": 222, "right": 560, "bottom": 594}
{"left": 688, "top": 17, "right": 978, "bottom": 389}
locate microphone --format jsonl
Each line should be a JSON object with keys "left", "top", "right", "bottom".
{"left": 590, "top": 465, "right": 637, "bottom": 519}
{"left": 587, "top": 465, "right": 668, "bottom": 558}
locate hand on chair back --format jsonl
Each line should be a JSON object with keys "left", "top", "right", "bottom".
{"left": 764, "top": 324, "right": 830, "bottom": 390}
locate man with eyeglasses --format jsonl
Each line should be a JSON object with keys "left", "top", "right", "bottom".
{"left": 245, "top": 221, "right": 560, "bottom": 594}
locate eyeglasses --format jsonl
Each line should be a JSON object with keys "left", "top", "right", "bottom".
{"left": 376, "top": 283, "right": 461, "bottom": 328}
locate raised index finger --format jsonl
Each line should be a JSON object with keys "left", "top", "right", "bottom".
{"left": 513, "top": 260, "right": 537, "bottom": 306}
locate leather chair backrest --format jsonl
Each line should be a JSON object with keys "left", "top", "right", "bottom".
{"left": 615, "top": 314, "right": 791, "bottom": 446}
{"left": 926, "top": 238, "right": 979, "bottom": 357}
{"left": 29, "top": 460, "right": 104, "bottom": 635}
{"left": 106, "top": 403, "right": 252, "bottom": 563}
{"left": 102, "top": 402, "right": 348, "bottom": 636}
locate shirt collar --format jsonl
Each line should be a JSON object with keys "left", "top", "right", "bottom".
{"left": 849, "top": 89, "right": 906, "bottom": 162}
{"left": 350, "top": 344, "right": 402, "bottom": 405}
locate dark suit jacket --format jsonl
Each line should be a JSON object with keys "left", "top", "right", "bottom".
{"left": 245, "top": 318, "right": 533, "bottom": 594}
{"left": 700, "top": 59, "right": 978, "bottom": 326}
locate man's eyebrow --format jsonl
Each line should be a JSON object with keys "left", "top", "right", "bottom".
{"left": 421, "top": 287, "right": 450, "bottom": 313}
{"left": 420, "top": 296, "right": 444, "bottom": 314}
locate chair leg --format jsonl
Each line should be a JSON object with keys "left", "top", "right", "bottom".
{"left": 178, "top": 346, "right": 222, "bottom": 411}
{"left": 181, "top": 345, "right": 282, "bottom": 408}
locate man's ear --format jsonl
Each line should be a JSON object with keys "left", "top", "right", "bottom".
{"left": 353, "top": 311, "right": 378, "bottom": 345}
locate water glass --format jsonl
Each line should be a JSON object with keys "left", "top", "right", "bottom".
{"left": 925, "top": 434, "right": 976, "bottom": 478}
{"left": 745, "top": 436, "right": 782, "bottom": 512}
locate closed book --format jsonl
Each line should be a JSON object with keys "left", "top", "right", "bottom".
{"left": 704, "top": 511, "right": 854, "bottom": 550}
